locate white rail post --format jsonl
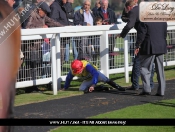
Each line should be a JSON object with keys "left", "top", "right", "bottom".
{"left": 124, "top": 36, "right": 129, "bottom": 83}
{"left": 51, "top": 34, "right": 57, "bottom": 95}
{"left": 55, "top": 33, "right": 61, "bottom": 90}
{"left": 100, "top": 31, "right": 109, "bottom": 78}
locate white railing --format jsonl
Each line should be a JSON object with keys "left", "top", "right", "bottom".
{"left": 16, "top": 24, "right": 175, "bottom": 95}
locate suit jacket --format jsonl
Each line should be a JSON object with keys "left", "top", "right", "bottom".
{"left": 136, "top": 22, "right": 167, "bottom": 55}
{"left": 49, "top": 0, "right": 69, "bottom": 26}
{"left": 93, "top": 7, "right": 117, "bottom": 24}
{"left": 74, "top": 8, "right": 95, "bottom": 26}
{"left": 120, "top": 6, "right": 140, "bottom": 38}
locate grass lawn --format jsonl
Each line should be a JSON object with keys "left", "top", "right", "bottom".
{"left": 51, "top": 99, "right": 175, "bottom": 132}
{"left": 14, "top": 66, "right": 175, "bottom": 106}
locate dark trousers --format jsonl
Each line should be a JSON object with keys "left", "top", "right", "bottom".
{"left": 131, "top": 53, "right": 154, "bottom": 89}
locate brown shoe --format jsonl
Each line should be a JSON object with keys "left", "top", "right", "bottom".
{"left": 155, "top": 93, "right": 164, "bottom": 97}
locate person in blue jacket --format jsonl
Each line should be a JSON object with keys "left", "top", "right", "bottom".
{"left": 61, "top": 60, "right": 125, "bottom": 93}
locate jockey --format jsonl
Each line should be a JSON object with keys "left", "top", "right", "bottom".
{"left": 61, "top": 60, "right": 125, "bottom": 93}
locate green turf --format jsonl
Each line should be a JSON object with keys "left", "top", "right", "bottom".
{"left": 14, "top": 90, "right": 82, "bottom": 106}
{"left": 51, "top": 99, "right": 175, "bottom": 132}
{"left": 15, "top": 66, "right": 175, "bottom": 106}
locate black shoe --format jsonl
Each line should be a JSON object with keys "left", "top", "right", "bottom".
{"left": 106, "top": 80, "right": 125, "bottom": 91}
{"left": 127, "top": 86, "right": 139, "bottom": 91}
{"left": 155, "top": 93, "right": 164, "bottom": 97}
{"left": 138, "top": 92, "right": 151, "bottom": 96}
{"left": 116, "top": 85, "right": 126, "bottom": 91}
{"left": 94, "top": 85, "right": 109, "bottom": 92}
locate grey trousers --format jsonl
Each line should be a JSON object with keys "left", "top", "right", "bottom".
{"left": 139, "top": 54, "right": 166, "bottom": 95}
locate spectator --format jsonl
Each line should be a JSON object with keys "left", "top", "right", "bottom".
{"left": 74, "top": 0, "right": 95, "bottom": 60}
{"left": 41, "top": 38, "right": 51, "bottom": 78}
{"left": 63, "top": 0, "right": 74, "bottom": 25}
{"left": 93, "top": 0, "right": 117, "bottom": 25}
{"left": 26, "top": 2, "right": 63, "bottom": 28}
{"left": 135, "top": 22, "right": 167, "bottom": 96}
{"left": 49, "top": 0, "right": 70, "bottom": 66}
{"left": 94, "top": 16, "right": 102, "bottom": 53}
{"left": 49, "top": 0, "right": 69, "bottom": 25}
{"left": 61, "top": 60, "right": 125, "bottom": 93}
{"left": 91, "top": 16, "right": 102, "bottom": 62}
{"left": 92, "top": 0, "right": 101, "bottom": 13}
{"left": 22, "top": 0, "right": 45, "bottom": 29}
{"left": 24, "top": 2, "right": 63, "bottom": 91}
{"left": 93, "top": 0, "right": 117, "bottom": 69}
{"left": 117, "top": 0, "right": 154, "bottom": 91}
{"left": 62, "top": 0, "right": 78, "bottom": 62}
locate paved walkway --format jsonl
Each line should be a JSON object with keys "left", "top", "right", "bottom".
{"left": 14, "top": 79, "right": 175, "bottom": 132}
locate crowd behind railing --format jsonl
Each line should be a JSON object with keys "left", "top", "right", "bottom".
{"left": 8, "top": 0, "right": 175, "bottom": 93}
{"left": 15, "top": 0, "right": 122, "bottom": 81}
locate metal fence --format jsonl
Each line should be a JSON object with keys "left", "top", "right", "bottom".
{"left": 16, "top": 24, "right": 175, "bottom": 95}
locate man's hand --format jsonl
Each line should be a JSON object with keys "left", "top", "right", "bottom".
{"left": 134, "top": 48, "right": 140, "bottom": 56}
{"left": 87, "top": 23, "right": 91, "bottom": 26}
{"left": 89, "top": 85, "right": 95, "bottom": 92}
{"left": 115, "top": 34, "right": 121, "bottom": 39}
{"left": 43, "top": 25, "right": 48, "bottom": 28}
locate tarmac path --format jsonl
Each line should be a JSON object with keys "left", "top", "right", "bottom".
{"left": 14, "top": 79, "right": 175, "bottom": 132}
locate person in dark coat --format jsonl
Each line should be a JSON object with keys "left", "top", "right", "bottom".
{"left": 62, "top": 0, "right": 78, "bottom": 62}
{"left": 49, "top": 0, "right": 69, "bottom": 26}
{"left": 117, "top": 0, "right": 154, "bottom": 90}
{"left": 135, "top": 22, "right": 167, "bottom": 96}
{"left": 92, "top": 0, "right": 101, "bottom": 13}
{"left": 49, "top": 0, "right": 70, "bottom": 65}
{"left": 63, "top": 0, "right": 74, "bottom": 25}
{"left": 93, "top": 0, "right": 117, "bottom": 25}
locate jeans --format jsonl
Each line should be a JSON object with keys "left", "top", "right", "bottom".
{"left": 131, "top": 53, "right": 154, "bottom": 89}
{"left": 42, "top": 63, "right": 51, "bottom": 78}
{"left": 64, "top": 38, "right": 78, "bottom": 61}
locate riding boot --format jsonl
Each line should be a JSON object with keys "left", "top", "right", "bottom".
{"left": 94, "top": 85, "right": 109, "bottom": 91}
{"left": 106, "top": 80, "right": 125, "bottom": 91}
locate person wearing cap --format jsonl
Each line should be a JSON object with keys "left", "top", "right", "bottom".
{"left": 61, "top": 60, "right": 125, "bottom": 93}
{"left": 26, "top": 1, "right": 63, "bottom": 28}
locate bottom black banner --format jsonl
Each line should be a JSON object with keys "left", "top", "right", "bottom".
{"left": 0, "top": 119, "right": 174, "bottom": 126}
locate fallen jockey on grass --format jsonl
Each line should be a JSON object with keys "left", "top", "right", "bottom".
{"left": 60, "top": 60, "right": 125, "bottom": 93}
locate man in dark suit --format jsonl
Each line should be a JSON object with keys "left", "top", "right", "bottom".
{"left": 135, "top": 22, "right": 167, "bottom": 96}
{"left": 117, "top": 0, "right": 154, "bottom": 90}
{"left": 93, "top": 0, "right": 117, "bottom": 25}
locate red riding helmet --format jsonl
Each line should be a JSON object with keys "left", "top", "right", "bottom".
{"left": 71, "top": 60, "right": 83, "bottom": 74}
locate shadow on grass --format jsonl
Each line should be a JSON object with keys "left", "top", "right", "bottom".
{"left": 109, "top": 73, "right": 132, "bottom": 81}
{"left": 141, "top": 101, "right": 175, "bottom": 108}
{"left": 42, "top": 92, "right": 53, "bottom": 95}
{"left": 65, "top": 88, "right": 79, "bottom": 91}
